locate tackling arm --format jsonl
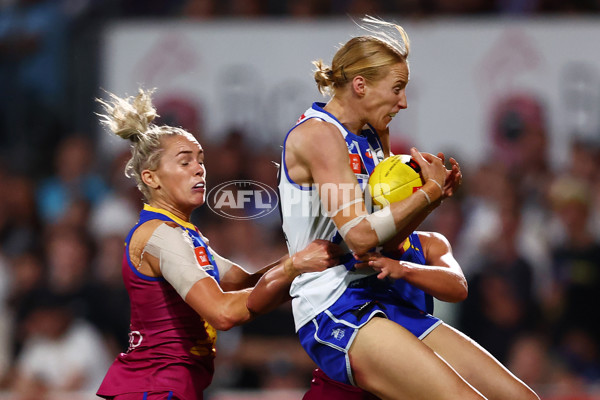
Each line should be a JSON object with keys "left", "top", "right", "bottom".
{"left": 246, "top": 240, "right": 342, "bottom": 314}
{"left": 356, "top": 231, "right": 468, "bottom": 303}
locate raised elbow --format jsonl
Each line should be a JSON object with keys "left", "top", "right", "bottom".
{"left": 456, "top": 287, "right": 468, "bottom": 303}
{"left": 205, "top": 303, "right": 249, "bottom": 331}
{"left": 208, "top": 312, "right": 238, "bottom": 331}
{"left": 344, "top": 227, "right": 378, "bottom": 256}
{"left": 450, "top": 281, "right": 469, "bottom": 303}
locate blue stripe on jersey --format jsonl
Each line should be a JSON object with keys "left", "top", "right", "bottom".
{"left": 123, "top": 205, "right": 221, "bottom": 283}
{"left": 123, "top": 215, "right": 166, "bottom": 282}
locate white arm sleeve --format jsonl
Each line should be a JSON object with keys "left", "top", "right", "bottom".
{"left": 143, "top": 223, "right": 211, "bottom": 299}
{"left": 207, "top": 246, "right": 236, "bottom": 278}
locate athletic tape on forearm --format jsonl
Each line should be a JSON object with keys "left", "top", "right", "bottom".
{"left": 208, "top": 246, "right": 235, "bottom": 277}
{"left": 327, "top": 198, "right": 364, "bottom": 218}
{"left": 365, "top": 207, "right": 397, "bottom": 244}
{"left": 338, "top": 215, "right": 366, "bottom": 239}
{"left": 144, "top": 223, "right": 210, "bottom": 299}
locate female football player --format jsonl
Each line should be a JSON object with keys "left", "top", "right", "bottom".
{"left": 94, "top": 89, "right": 340, "bottom": 400}
{"left": 270, "top": 16, "right": 539, "bottom": 400}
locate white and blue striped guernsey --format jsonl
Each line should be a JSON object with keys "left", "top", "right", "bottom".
{"left": 279, "top": 102, "right": 386, "bottom": 331}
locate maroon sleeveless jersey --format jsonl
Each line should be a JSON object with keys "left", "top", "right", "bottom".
{"left": 97, "top": 205, "right": 219, "bottom": 400}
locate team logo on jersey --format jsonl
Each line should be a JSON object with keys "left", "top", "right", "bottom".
{"left": 127, "top": 330, "right": 143, "bottom": 352}
{"left": 195, "top": 247, "right": 213, "bottom": 269}
{"left": 349, "top": 154, "right": 362, "bottom": 174}
{"left": 331, "top": 328, "right": 345, "bottom": 341}
{"left": 207, "top": 180, "right": 279, "bottom": 220}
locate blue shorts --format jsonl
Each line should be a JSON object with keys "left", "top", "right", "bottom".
{"left": 297, "top": 281, "right": 441, "bottom": 386}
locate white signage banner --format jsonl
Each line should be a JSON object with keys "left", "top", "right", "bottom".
{"left": 101, "top": 18, "right": 600, "bottom": 166}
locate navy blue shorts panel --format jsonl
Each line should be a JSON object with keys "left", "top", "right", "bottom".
{"left": 298, "top": 286, "right": 441, "bottom": 386}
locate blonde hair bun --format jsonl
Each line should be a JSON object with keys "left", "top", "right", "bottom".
{"left": 97, "top": 88, "right": 158, "bottom": 141}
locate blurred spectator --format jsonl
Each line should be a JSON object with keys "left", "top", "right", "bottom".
{"left": 11, "top": 289, "right": 111, "bottom": 398}
{"left": 203, "top": 130, "right": 249, "bottom": 184}
{"left": 495, "top": 0, "right": 541, "bottom": 14}
{"left": 455, "top": 161, "right": 507, "bottom": 276}
{"left": 234, "top": 304, "right": 315, "bottom": 390}
{"left": 284, "top": 0, "right": 328, "bottom": 17}
{"left": 0, "top": 251, "right": 11, "bottom": 387}
{"left": 459, "top": 185, "right": 540, "bottom": 363}
{"left": 36, "top": 135, "right": 108, "bottom": 225}
{"left": 567, "top": 139, "right": 599, "bottom": 185}
{"left": 506, "top": 334, "right": 553, "bottom": 393}
{"left": 490, "top": 93, "right": 551, "bottom": 205}
{"left": 563, "top": 139, "right": 600, "bottom": 241}
{"left": 182, "top": 0, "right": 219, "bottom": 18}
{"left": 11, "top": 225, "right": 104, "bottom": 339}
{"left": 119, "top": 0, "right": 184, "bottom": 17}
{"left": 89, "top": 148, "right": 140, "bottom": 241}
{"left": 0, "top": 174, "right": 40, "bottom": 257}
{"left": 331, "top": 0, "right": 384, "bottom": 15}
{"left": 544, "top": 176, "right": 600, "bottom": 382}
{"left": 431, "top": 0, "right": 494, "bottom": 14}
{"left": 43, "top": 225, "right": 95, "bottom": 301}
{"left": 483, "top": 93, "right": 554, "bottom": 294}
{"left": 90, "top": 233, "right": 130, "bottom": 354}
{"left": 0, "top": 0, "right": 69, "bottom": 174}
{"left": 226, "top": 0, "right": 266, "bottom": 16}
{"left": 5, "top": 251, "right": 45, "bottom": 360}
{"left": 87, "top": 150, "right": 135, "bottom": 353}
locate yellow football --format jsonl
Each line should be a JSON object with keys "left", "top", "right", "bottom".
{"left": 368, "top": 154, "right": 424, "bottom": 208}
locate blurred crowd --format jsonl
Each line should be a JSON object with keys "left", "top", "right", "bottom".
{"left": 2, "top": 0, "right": 600, "bottom": 399}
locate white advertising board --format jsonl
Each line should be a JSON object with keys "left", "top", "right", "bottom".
{"left": 101, "top": 18, "right": 600, "bottom": 166}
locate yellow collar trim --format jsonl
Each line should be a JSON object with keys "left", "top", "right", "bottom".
{"left": 143, "top": 204, "right": 197, "bottom": 231}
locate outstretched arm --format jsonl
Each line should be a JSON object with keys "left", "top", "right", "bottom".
{"left": 138, "top": 221, "right": 340, "bottom": 330}
{"left": 246, "top": 240, "right": 342, "bottom": 315}
{"left": 356, "top": 231, "right": 467, "bottom": 303}
{"left": 184, "top": 240, "right": 340, "bottom": 329}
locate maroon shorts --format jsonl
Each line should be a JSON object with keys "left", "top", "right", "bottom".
{"left": 303, "top": 368, "right": 379, "bottom": 400}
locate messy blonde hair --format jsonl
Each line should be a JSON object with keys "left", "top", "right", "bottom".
{"left": 314, "top": 16, "right": 411, "bottom": 96}
{"left": 96, "top": 89, "right": 197, "bottom": 201}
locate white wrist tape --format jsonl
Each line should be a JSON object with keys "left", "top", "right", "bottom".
{"left": 338, "top": 214, "right": 366, "bottom": 240}
{"left": 365, "top": 206, "right": 397, "bottom": 244}
{"left": 428, "top": 179, "right": 443, "bottom": 193}
{"left": 144, "top": 223, "right": 210, "bottom": 299}
{"left": 419, "top": 188, "right": 431, "bottom": 205}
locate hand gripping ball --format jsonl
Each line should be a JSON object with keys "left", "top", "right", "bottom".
{"left": 368, "top": 154, "right": 424, "bottom": 208}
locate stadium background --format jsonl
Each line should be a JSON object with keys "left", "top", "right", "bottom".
{"left": 1, "top": 0, "right": 600, "bottom": 398}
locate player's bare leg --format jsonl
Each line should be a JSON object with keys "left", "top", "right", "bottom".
{"left": 422, "top": 323, "right": 539, "bottom": 400}
{"left": 349, "top": 318, "right": 486, "bottom": 400}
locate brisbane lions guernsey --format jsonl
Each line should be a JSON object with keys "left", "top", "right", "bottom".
{"left": 97, "top": 205, "right": 219, "bottom": 400}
